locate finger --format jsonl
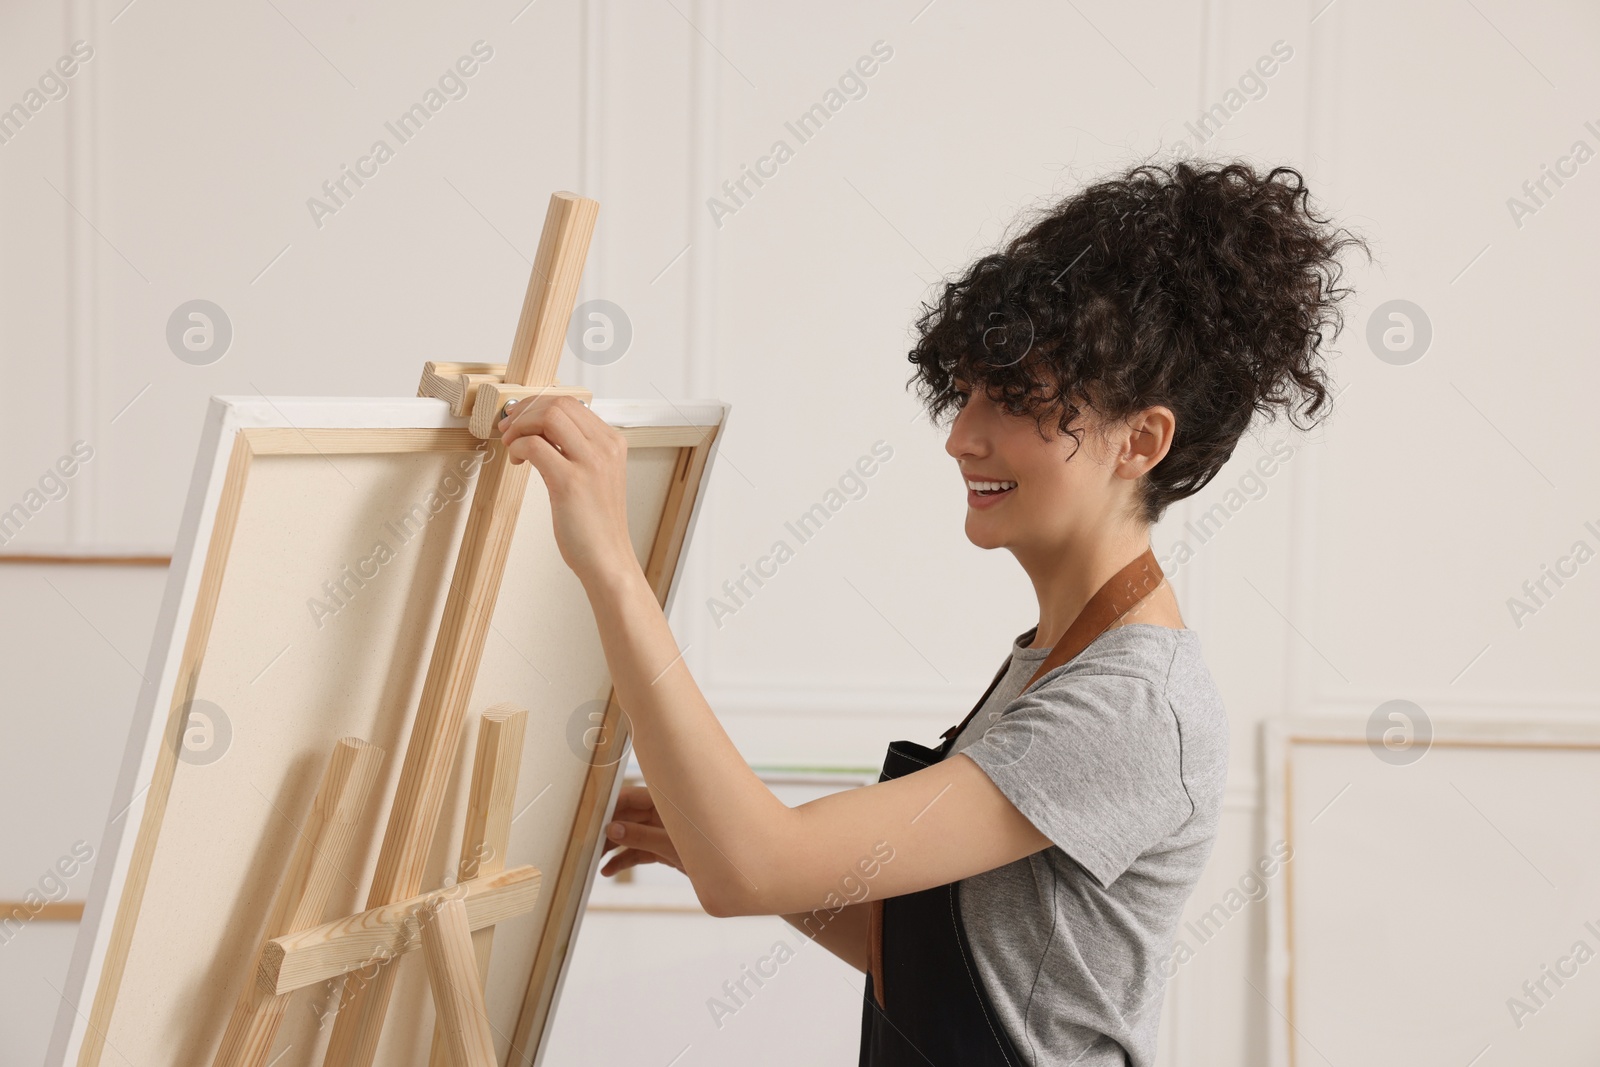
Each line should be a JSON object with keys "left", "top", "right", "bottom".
{"left": 505, "top": 425, "right": 565, "bottom": 471}
{"left": 599, "top": 820, "right": 646, "bottom": 860}
{"left": 599, "top": 848, "right": 659, "bottom": 878}
{"left": 612, "top": 785, "right": 655, "bottom": 814}
{"left": 610, "top": 790, "right": 667, "bottom": 834}
{"left": 538, "top": 402, "right": 598, "bottom": 461}
{"left": 499, "top": 395, "right": 597, "bottom": 458}
{"left": 510, "top": 405, "right": 592, "bottom": 468}
{"left": 514, "top": 394, "right": 608, "bottom": 445}
{"left": 599, "top": 848, "right": 644, "bottom": 876}
{"left": 496, "top": 389, "right": 572, "bottom": 431}
{"left": 496, "top": 394, "right": 570, "bottom": 458}
{"left": 604, "top": 818, "right": 676, "bottom": 862}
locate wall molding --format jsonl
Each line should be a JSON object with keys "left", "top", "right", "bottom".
{"left": 65, "top": 0, "right": 98, "bottom": 545}
{"left": 681, "top": 0, "right": 720, "bottom": 696}
{"left": 1261, "top": 714, "right": 1600, "bottom": 1067}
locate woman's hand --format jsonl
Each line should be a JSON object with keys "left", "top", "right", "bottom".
{"left": 599, "top": 785, "right": 684, "bottom": 877}
{"left": 498, "top": 393, "right": 637, "bottom": 586}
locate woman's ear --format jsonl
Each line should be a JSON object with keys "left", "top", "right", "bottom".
{"left": 1115, "top": 405, "right": 1176, "bottom": 478}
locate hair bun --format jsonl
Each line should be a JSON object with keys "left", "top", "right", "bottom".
{"left": 908, "top": 157, "right": 1368, "bottom": 523}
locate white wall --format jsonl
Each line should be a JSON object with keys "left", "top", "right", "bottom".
{"left": 3, "top": 0, "right": 1598, "bottom": 1064}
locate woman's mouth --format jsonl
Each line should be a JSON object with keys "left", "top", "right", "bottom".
{"left": 965, "top": 478, "right": 1017, "bottom": 509}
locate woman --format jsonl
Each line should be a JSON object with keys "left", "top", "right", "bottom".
{"left": 498, "top": 158, "right": 1364, "bottom": 1065}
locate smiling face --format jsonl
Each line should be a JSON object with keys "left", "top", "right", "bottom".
{"left": 944, "top": 377, "right": 1171, "bottom": 563}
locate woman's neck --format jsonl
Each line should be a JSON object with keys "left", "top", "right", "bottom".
{"left": 1018, "top": 530, "right": 1178, "bottom": 648}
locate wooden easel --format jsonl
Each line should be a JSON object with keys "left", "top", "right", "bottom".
{"left": 206, "top": 191, "right": 601, "bottom": 1067}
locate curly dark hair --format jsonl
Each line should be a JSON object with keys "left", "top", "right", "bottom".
{"left": 907, "top": 157, "right": 1368, "bottom": 525}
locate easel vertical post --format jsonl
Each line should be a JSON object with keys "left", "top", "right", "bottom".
{"left": 319, "top": 192, "right": 598, "bottom": 1067}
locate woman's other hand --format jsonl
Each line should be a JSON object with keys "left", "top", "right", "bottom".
{"left": 600, "top": 785, "right": 684, "bottom": 877}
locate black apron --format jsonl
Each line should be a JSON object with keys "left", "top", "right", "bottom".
{"left": 858, "top": 547, "right": 1164, "bottom": 1066}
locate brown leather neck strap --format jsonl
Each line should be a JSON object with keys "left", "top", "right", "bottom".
{"left": 939, "top": 546, "right": 1165, "bottom": 742}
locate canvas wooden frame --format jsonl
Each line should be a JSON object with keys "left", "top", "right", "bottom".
{"left": 49, "top": 393, "right": 727, "bottom": 1067}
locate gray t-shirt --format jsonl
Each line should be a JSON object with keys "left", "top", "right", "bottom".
{"left": 947, "top": 622, "right": 1229, "bottom": 1066}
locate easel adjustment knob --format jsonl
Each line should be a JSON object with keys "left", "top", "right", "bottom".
{"left": 418, "top": 360, "right": 594, "bottom": 438}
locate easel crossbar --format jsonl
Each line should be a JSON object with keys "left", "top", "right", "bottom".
{"left": 260, "top": 866, "right": 542, "bottom": 996}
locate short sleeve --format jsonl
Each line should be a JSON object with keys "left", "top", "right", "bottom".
{"left": 957, "top": 667, "right": 1192, "bottom": 888}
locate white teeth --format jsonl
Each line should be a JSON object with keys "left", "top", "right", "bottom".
{"left": 965, "top": 480, "right": 1018, "bottom": 492}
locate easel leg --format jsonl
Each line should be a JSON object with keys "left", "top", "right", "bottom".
{"left": 428, "top": 705, "right": 527, "bottom": 1067}
{"left": 422, "top": 896, "right": 500, "bottom": 1067}
{"left": 212, "top": 738, "right": 383, "bottom": 1067}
